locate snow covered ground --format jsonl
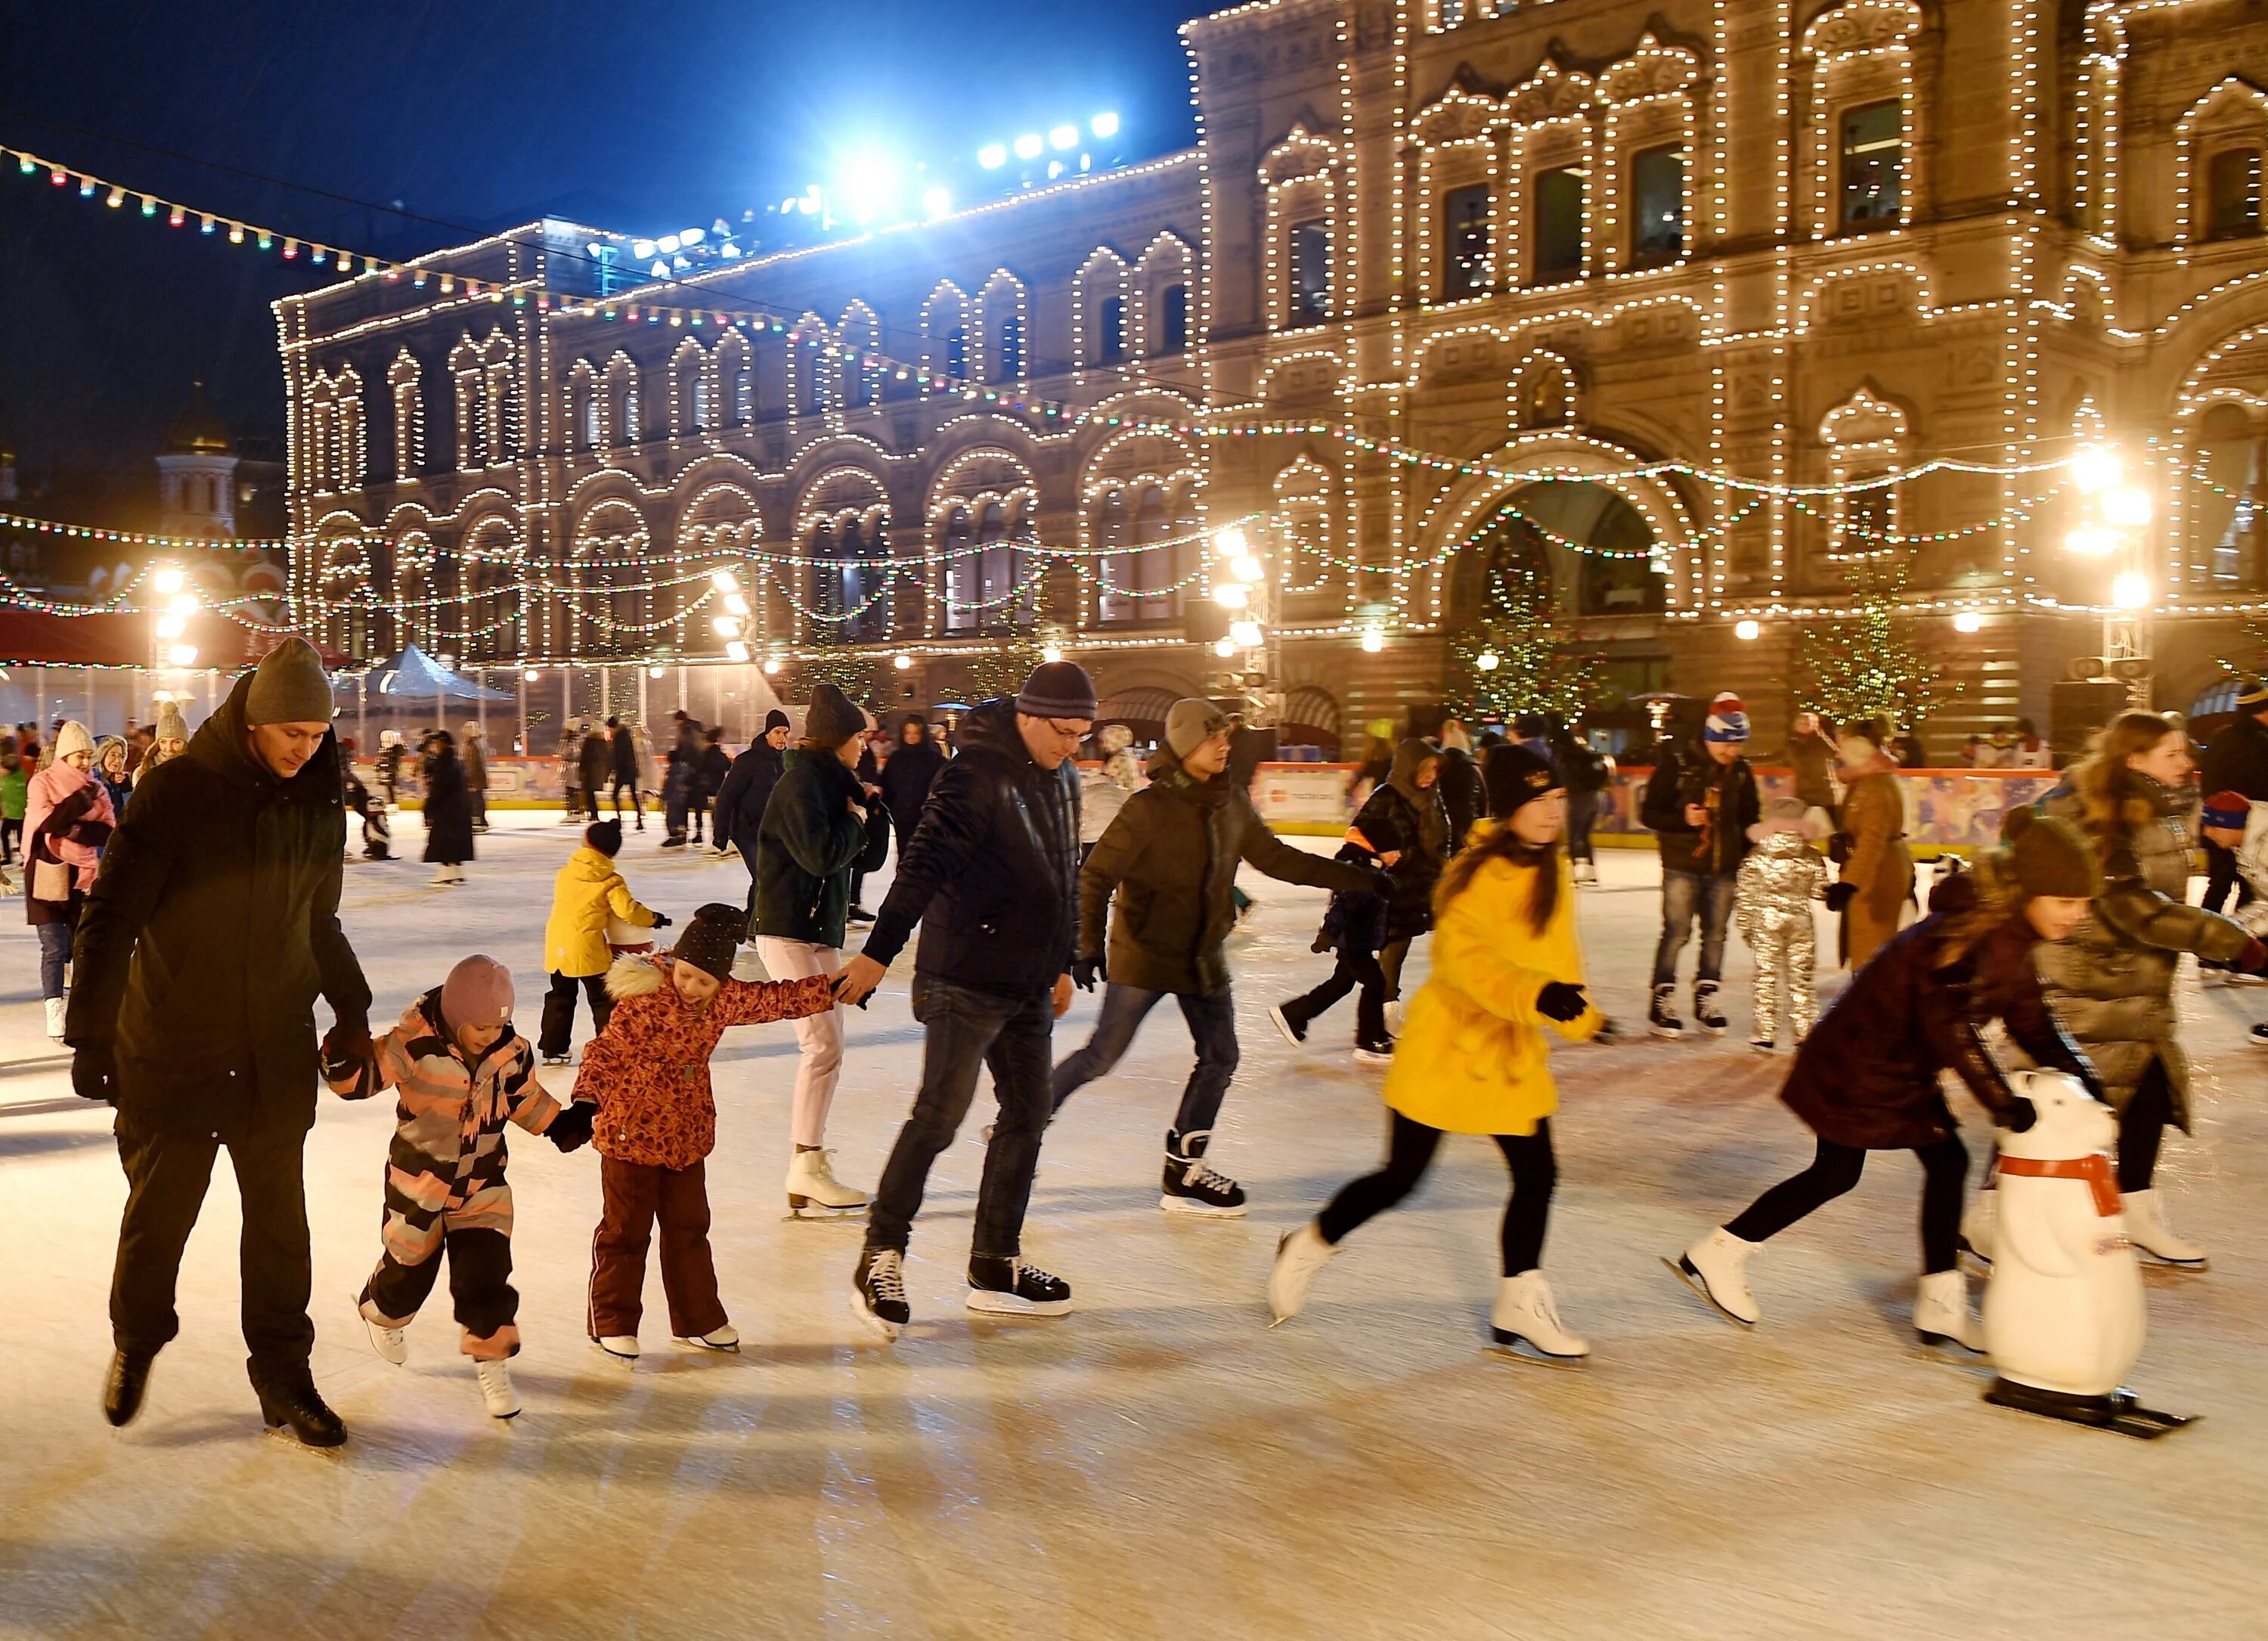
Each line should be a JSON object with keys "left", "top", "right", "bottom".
{"left": 0, "top": 812, "right": 2263, "bottom": 1639}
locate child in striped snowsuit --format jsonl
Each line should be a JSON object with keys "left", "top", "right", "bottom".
{"left": 329, "top": 954, "right": 596, "bottom": 1419}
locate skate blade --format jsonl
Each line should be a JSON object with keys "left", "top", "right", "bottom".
{"left": 1662, "top": 1255, "right": 1755, "bottom": 1328}
{"left": 1486, "top": 1329, "right": 1589, "bottom": 1369}
{"left": 1266, "top": 1007, "right": 1305, "bottom": 1050}
{"left": 1159, "top": 1195, "right": 1250, "bottom": 1219}
{"left": 2136, "top": 1250, "right": 2210, "bottom": 1272}
{"left": 260, "top": 1422, "right": 347, "bottom": 1456}
{"left": 784, "top": 1200, "right": 868, "bottom": 1222}
{"left": 848, "top": 1292, "right": 903, "bottom": 1344}
{"left": 1913, "top": 1330, "right": 1989, "bottom": 1365}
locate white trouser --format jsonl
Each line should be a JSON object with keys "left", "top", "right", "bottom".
{"left": 752, "top": 937, "right": 844, "bottom": 1147}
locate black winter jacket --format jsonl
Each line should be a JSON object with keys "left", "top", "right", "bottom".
{"left": 67, "top": 671, "right": 371, "bottom": 1139}
{"left": 753, "top": 749, "right": 892, "bottom": 948}
{"left": 1435, "top": 746, "right": 1486, "bottom": 853}
{"left": 878, "top": 734, "right": 947, "bottom": 843}
{"left": 422, "top": 749, "right": 475, "bottom": 864}
{"left": 610, "top": 725, "right": 640, "bottom": 782}
{"left": 862, "top": 697, "right": 1081, "bottom": 995}
{"left": 578, "top": 731, "right": 612, "bottom": 794}
{"left": 1082, "top": 751, "right": 1378, "bottom": 995}
{"left": 1641, "top": 740, "right": 1760, "bottom": 876}
{"left": 714, "top": 741, "right": 786, "bottom": 859}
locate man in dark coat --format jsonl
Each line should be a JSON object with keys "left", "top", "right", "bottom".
{"left": 1051, "top": 699, "right": 1385, "bottom": 1214}
{"left": 1641, "top": 691, "right": 1761, "bottom": 1039}
{"left": 68, "top": 637, "right": 372, "bottom": 1447}
{"left": 692, "top": 726, "right": 730, "bottom": 849}
{"left": 714, "top": 709, "right": 792, "bottom": 910}
{"left": 2198, "top": 678, "right": 2268, "bottom": 915}
{"left": 606, "top": 715, "right": 645, "bottom": 830}
{"left": 420, "top": 729, "right": 474, "bottom": 884}
{"left": 576, "top": 723, "right": 610, "bottom": 822}
{"left": 835, "top": 663, "right": 1093, "bottom": 1337}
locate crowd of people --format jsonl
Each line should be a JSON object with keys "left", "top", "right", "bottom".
{"left": 26, "top": 639, "right": 2246, "bottom": 1444}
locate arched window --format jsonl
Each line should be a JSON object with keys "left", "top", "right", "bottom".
{"left": 946, "top": 326, "right": 968, "bottom": 380}
{"left": 730, "top": 350, "right": 754, "bottom": 423}
{"left": 993, "top": 315, "right": 1024, "bottom": 383}
{"left": 2210, "top": 145, "right": 2264, "bottom": 240}
{"left": 1098, "top": 296, "right": 1125, "bottom": 364}
{"left": 944, "top": 507, "right": 977, "bottom": 632}
{"left": 1157, "top": 285, "right": 1188, "bottom": 355}
{"left": 689, "top": 374, "right": 711, "bottom": 432}
{"left": 581, "top": 394, "right": 600, "bottom": 449}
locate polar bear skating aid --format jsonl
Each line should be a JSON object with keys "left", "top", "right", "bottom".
{"left": 1981, "top": 1069, "right": 2194, "bottom": 1438}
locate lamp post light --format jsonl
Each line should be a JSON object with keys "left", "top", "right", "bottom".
{"left": 2062, "top": 447, "right": 2158, "bottom": 708}
{"left": 1210, "top": 520, "right": 1283, "bottom": 727}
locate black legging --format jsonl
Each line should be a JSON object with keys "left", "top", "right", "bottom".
{"left": 1318, "top": 1109, "right": 1556, "bottom": 1276}
{"left": 2117, "top": 1057, "right": 2174, "bottom": 1193}
{"left": 1725, "top": 1134, "right": 1969, "bottom": 1273}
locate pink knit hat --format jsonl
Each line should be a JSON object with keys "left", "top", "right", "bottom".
{"left": 440, "top": 954, "right": 516, "bottom": 1031}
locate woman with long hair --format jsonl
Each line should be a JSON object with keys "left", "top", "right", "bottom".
{"left": 2027, "top": 709, "right": 2263, "bottom": 1267}
{"left": 420, "top": 729, "right": 474, "bottom": 887}
{"left": 1673, "top": 811, "right": 2105, "bottom": 1352}
{"left": 1268, "top": 743, "right": 1604, "bottom": 1360}
{"left": 1824, "top": 719, "right": 1913, "bottom": 969}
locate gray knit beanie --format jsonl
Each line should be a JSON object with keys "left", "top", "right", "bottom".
{"left": 153, "top": 703, "right": 189, "bottom": 742}
{"left": 1015, "top": 660, "right": 1098, "bottom": 721}
{"left": 1165, "top": 698, "right": 1230, "bottom": 759}
{"left": 245, "top": 636, "right": 334, "bottom": 726}
{"left": 803, "top": 684, "right": 866, "bottom": 746}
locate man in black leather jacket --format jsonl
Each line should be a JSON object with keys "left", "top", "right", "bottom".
{"left": 835, "top": 663, "right": 1092, "bottom": 1338}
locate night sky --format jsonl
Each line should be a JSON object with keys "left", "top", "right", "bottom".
{"left": 0, "top": 0, "right": 1202, "bottom": 501}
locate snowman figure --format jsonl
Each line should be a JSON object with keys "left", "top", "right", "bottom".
{"left": 1981, "top": 1069, "right": 2195, "bottom": 1438}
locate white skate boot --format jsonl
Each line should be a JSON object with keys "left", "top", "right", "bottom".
{"left": 592, "top": 1335, "right": 640, "bottom": 1362}
{"left": 1266, "top": 1222, "right": 1337, "bottom": 1326}
{"left": 474, "top": 1357, "right": 520, "bottom": 1419}
{"left": 45, "top": 997, "right": 66, "bottom": 1039}
{"left": 677, "top": 1324, "right": 740, "bottom": 1352}
{"left": 2121, "top": 1190, "right": 2208, "bottom": 1269}
{"left": 1489, "top": 1272, "right": 1589, "bottom": 1363}
{"left": 358, "top": 1299, "right": 407, "bottom": 1366}
{"left": 785, "top": 1148, "right": 869, "bottom": 1219}
{"left": 1671, "top": 1227, "right": 1761, "bottom": 1325}
{"left": 1913, "top": 1270, "right": 1984, "bottom": 1353}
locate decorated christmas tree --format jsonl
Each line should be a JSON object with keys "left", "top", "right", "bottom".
{"left": 1792, "top": 557, "right": 1946, "bottom": 730}
{"left": 795, "top": 644, "right": 885, "bottom": 706}
{"left": 963, "top": 631, "right": 1045, "bottom": 703}
{"left": 1445, "top": 566, "right": 1603, "bottom": 723}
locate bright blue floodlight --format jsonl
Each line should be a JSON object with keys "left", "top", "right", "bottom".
{"left": 1091, "top": 112, "right": 1120, "bottom": 139}
{"left": 1049, "top": 124, "right": 1078, "bottom": 150}
{"left": 978, "top": 144, "right": 1007, "bottom": 169}
{"left": 1012, "top": 133, "right": 1043, "bottom": 160}
{"left": 922, "top": 186, "right": 952, "bottom": 219}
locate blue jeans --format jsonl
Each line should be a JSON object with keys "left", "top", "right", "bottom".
{"left": 1051, "top": 983, "right": 1241, "bottom": 1141}
{"left": 867, "top": 976, "right": 1056, "bottom": 1259}
{"left": 1653, "top": 870, "right": 1737, "bottom": 988}
{"left": 37, "top": 920, "right": 71, "bottom": 1000}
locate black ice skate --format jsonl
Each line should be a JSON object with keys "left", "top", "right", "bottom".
{"left": 966, "top": 1254, "right": 1072, "bottom": 1316}
{"left": 1983, "top": 1378, "right": 2197, "bottom": 1440}
{"left": 256, "top": 1374, "right": 348, "bottom": 1449}
{"left": 853, "top": 1247, "right": 911, "bottom": 1341}
{"left": 1693, "top": 982, "right": 1728, "bottom": 1038}
{"left": 1647, "top": 983, "right": 1684, "bottom": 1040}
{"left": 1160, "top": 1130, "right": 1249, "bottom": 1218}
{"left": 101, "top": 1349, "right": 155, "bottom": 1429}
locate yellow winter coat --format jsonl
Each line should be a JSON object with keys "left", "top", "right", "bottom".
{"left": 544, "top": 847, "right": 660, "bottom": 978}
{"left": 1380, "top": 836, "right": 1602, "bottom": 1136}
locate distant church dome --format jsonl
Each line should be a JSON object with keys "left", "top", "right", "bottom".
{"left": 163, "top": 382, "right": 233, "bottom": 455}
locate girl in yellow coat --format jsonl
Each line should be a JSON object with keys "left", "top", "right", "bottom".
{"left": 1268, "top": 743, "right": 1605, "bottom": 1360}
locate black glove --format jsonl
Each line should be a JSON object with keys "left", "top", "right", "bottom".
{"left": 1535, "top": 982, "right": 1589, "bottom": 1022}
{"left": 547, "top": 1100, "right": 597, "bottom": 1153}
{"left": 651, "top": 914, "right": 673, "bottom": 929}
{"left": 1823, "top": 882, "right": 1858, "bottom": 914}
{"left": 71, "top": 1041, "right": 115, "bottom": 1104}
{"left": 1366, "top": 868, "right": 1396, "bottom": 900}
{"left": 1070, "top": 955, "right": 1104, "bottom": 992}
{"left": 323, "top": 1015, "right": 373, "bottom": 1066}
{"left": 2000, "top": 1095, "right": 2039, "bottom": 1134}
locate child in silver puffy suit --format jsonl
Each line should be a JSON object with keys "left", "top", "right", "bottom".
{"left": 1735, "top": 797, "right": 1829, "bottom": 1054}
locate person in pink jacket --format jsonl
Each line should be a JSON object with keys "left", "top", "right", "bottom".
{"left": 24, "top": 721, "right": 115, "bottom": 1038}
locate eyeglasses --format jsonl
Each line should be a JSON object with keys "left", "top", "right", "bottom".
{"left": 1043, "top": 719, "right": 1092, "bottom": 742}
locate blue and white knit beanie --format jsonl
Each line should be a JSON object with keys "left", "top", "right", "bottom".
{"left": 1702, "top": 691, "right": 1750, "bottom": 745}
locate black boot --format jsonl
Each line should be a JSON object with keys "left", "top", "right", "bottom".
{"left": 101, "top": 1348, "right": 156, "bottom": 1428}
{"left": 253, "top": 1368, "right": 348, "bottom": 1448}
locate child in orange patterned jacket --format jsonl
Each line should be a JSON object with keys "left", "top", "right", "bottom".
{"left": 328, "top": 954, "right": 596, "bottom": 1420}
{"left": 580, "top": 902, "right": 835, "bottom": 1361}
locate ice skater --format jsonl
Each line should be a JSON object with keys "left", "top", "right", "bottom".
{"left": 540, "top": 819, "right": 668, "bottom": 1066}
{"left": 1734, "top": 797, "right": 1828, "bottom": 1053}
{"left": 578, "top": 904, "right": 835, "bottom": 1360}
{"left": 1671, "top": 810, "right": 2105, "bottom": 1354}
{"left": 1269, "top": 834, "right": 1395, "bottom": 1061}
{"left": 330, "top": 956, "right": 596, "bottom": 1420}
{"left": 1050, "top": 700, "right": 1385, "bottom": 1215}
{"left": 1268, "top": 744, "right": 1603, "bottom": 1360}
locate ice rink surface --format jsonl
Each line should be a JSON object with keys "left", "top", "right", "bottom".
{"left": 1, "top": 813, "right": 2262, "bottom": 1639}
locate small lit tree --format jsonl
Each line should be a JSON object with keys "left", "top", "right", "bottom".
{"left": 1445, "top": 566, "right": 1603, "bottom": 722}
{"left": 1791, "top": 557, "right": 1947, "bottom": 731}
{"left": 963, "top": 631, "right": 1045, "bottom": 703}
{"left": 795, "top": 644, "right": 885, "bottom": 706}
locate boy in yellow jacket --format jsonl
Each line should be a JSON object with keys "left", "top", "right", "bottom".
{"left": 1268, "top": 743, "right": 1603, "bottom": 1360}
{"left": 540, "top": 820, "right": 667, "bottom": 1066}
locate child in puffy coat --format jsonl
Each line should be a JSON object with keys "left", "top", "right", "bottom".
{"left": 1269, "top": 840, "right": 1394, "bottom": 1059}
{"left": 540, "top": 819, "right": 668, "bottom": 1066}
{"left": 327, "top": 955, "right": 595, "bottom": 1421}
{"left": 1735, "top": 797, "right": 1830, "bottom": 1053}
{"left": 578, "top": 904, "right": 836, "bottom": 1361}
